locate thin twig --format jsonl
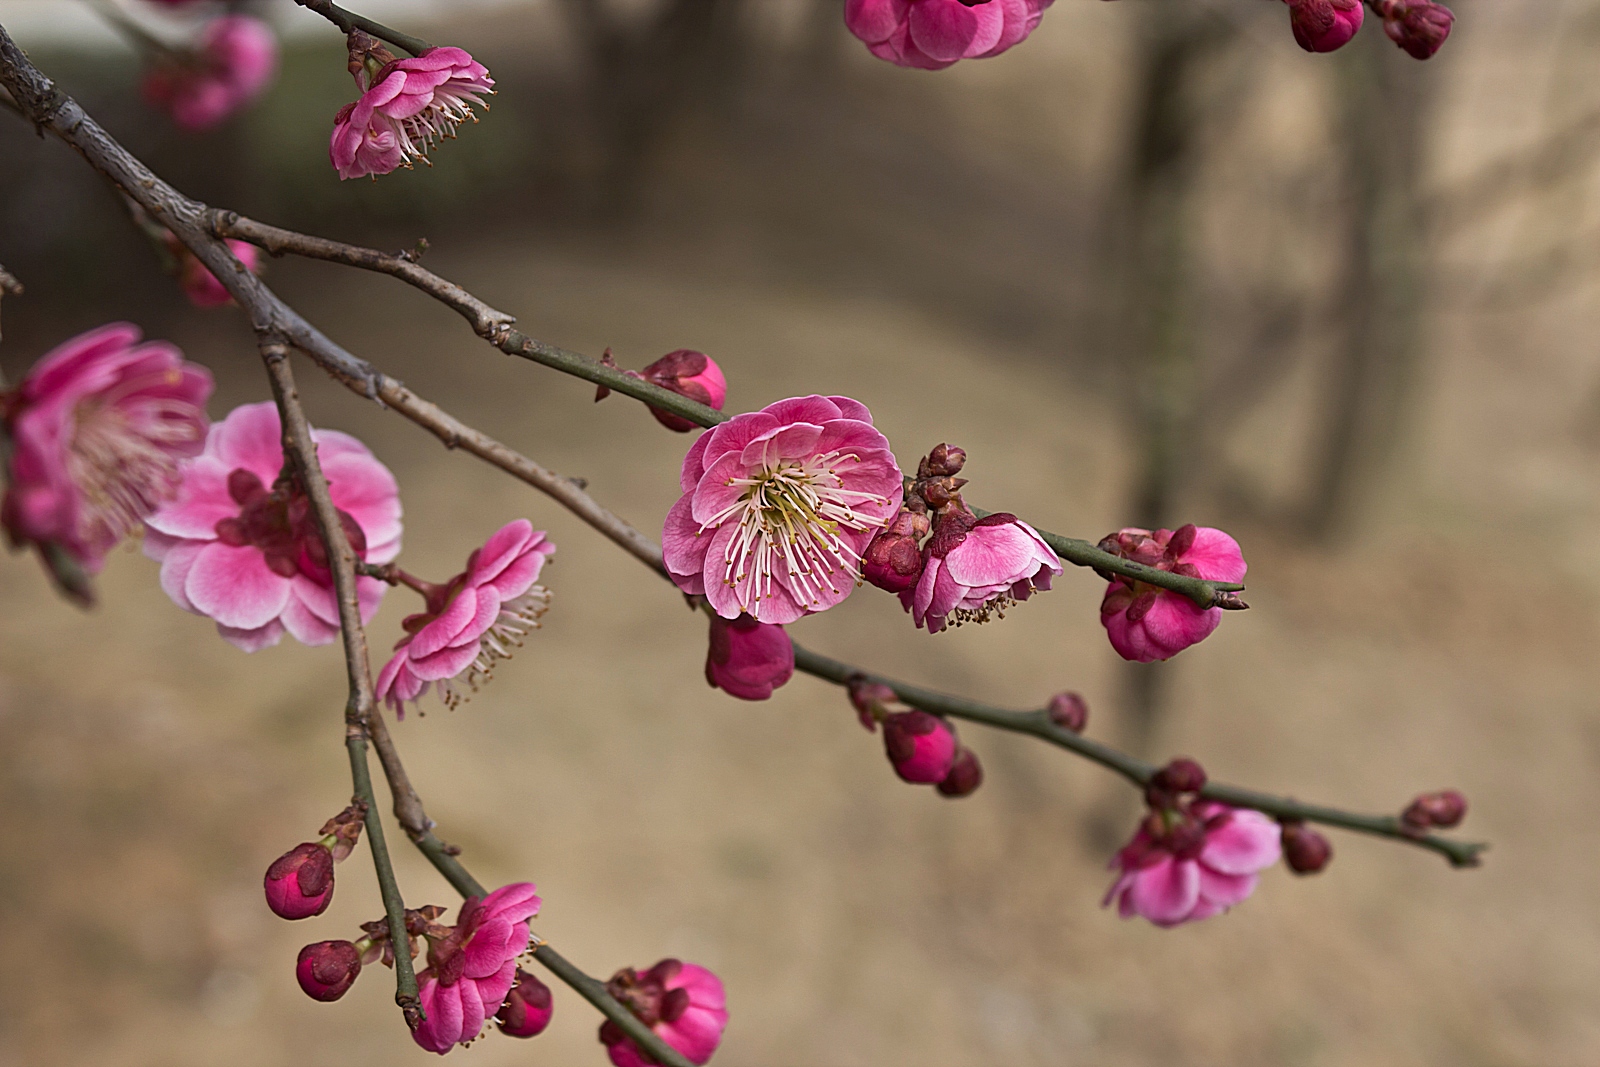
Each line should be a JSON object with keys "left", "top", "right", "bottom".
{"left": 291, "top": 0, "right": 432, "bottom": 56}
{"left": 0, "top": 261, "right": 20, "bottom": 343}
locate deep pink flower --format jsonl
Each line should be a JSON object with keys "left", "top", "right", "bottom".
{"left": 496, "top": 969, "right": 555, "bottom": 1038}
{"left": 263, "top": 842, "right": 335, "bottom": 920}
{"left": 174, "top": 238, "right": 260, "bottom": 308}
{"left": 638, "top": 350, "right": 728, "bottom": 432}
{"left": 883, "top": 709, "right": 957, "bottom": 784}
{"left": 664, "top": 395, "right": 902, "bottom": 624}
{"left": 705, "top": 613, "right": 794, "bottom": 700}
{"left": 412, "top": 883, "right": 542, "bottom": 1054}
{"left": 141, "top": 16, "right": 279, "bottom": 132}
{"left": 330, "top": 37, "right": 495, "bottom": 180}
{"left": 143, "top": 402, "right": 401, "bottom": 652}
{"left": 1285, "top": 0, "right": 1364, "bottom": 52}
{"left": 297, "top": 940, "right": 362, "bottom": 1001}
{"left": 861, "top": 508, "right": 929, "bottom": 594}
{"left": 1099, "top": 524, "right": 1246, "bottom": 663}
{"left": 901, "top": 511, "right": 1061, "bottom": 634}
{"left": 374, "top": 520, "right": 554, "bottom": 715}
{"left": 2, "top": 322, "right": 212, "bottom": 598}
{"left": 845, "top": 0, "right": 1052, "bottom": 70}
{"left": 1378, "top": 0, "right": 1453, "bottom": 58}
{"left": 1104, "top": 801, "right": 1281, "bottom": 927}
{"left": 600, "top": 959, "right": 728, "bottom": 1067}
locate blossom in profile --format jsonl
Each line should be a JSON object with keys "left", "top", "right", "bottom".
{"left": 664, "top": 395, "right": 902, "bottom": 624}
{"left": 845, "top": 0, "right": 1052, "bottom": 70}
{"left": 143, "top": 402, "right": 401, "bottom": 651}
{"left": 1284, "top": 0, "right": 1364, "bottom": 52}
{"left": 374, "top": 520, "right": 554, "bottom": 715}
{"left": 1105, "top": 800, "right": 1280, "bottom": 927}
{"left": 171, "top": 238, "right": 260, "bottom": 308}
{"left": 2, "top": 322, "right": 212, "bottom": 602}
{"left": 1098, "top": 524, "right": 1245, "bottom": 662}
{"left": 902, "top": 511, "right": 1060, "bottom": 633}
{"left": 705, "top": 613, "right": 793, "bottom": 700}
{"left": 141, "top": 15, "right": 279, "bottom": 131}
{"left": 330, "top": 33, "right": 495, "bottom": 180}
{"left": 412, "top": 883, "right": 543, "bottom": 1054}
{"left": 600, "top": 959, "right": 728, "bottom": 1067}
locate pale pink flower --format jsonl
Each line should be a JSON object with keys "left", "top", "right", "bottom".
{"left": 2, "top": 322, "right": 212, "bottom": 598}
{"left": 901, "top": 511, "right": 1061, "bottom": 634}
{"left": 330, "top": 41, "right": 494, "bottom": 180}
{"left": 175, "top": 238, "right": 260, "bottom": 308}
{"left": 374, "top": 520, "right": 553, "bottom": 715}
{"left": 600, "top": 959, "right": 728, "bottom": 1067}
{"left": 413, "top": 883, "right": 542, "bottom": 1055}
{"left": 845, "top": 0, "right": 1051, "bottom": 70}
{"left": 141, "top": 16, "right": 279, "bottom": 132}
{"left": 1099, "top": 524, "right": 1246, "bottom": 663}
{"left": 143, "top": 402, "right": 401, "bottom": 652}
{"left": 705, "top": 613, "right": 793, "bottom": 701}
{"left": 663, "top": 395, "right": 902, "bottom": 624}
{"left": 1285, "top": 0, "right": 1364, "bottom": 52}
{"left": 1104, "top": 801, "right": 1281, "bottom": 927}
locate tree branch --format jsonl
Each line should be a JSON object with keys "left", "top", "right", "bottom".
{"left": 291, "top": 0, "right": 432, "bottom": 56}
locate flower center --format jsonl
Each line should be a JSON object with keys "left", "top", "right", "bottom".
{"left": 213, "top": 468, "right": 366, "bottom": 581}
{"left": 67, "top": 389, "right": 201, "bottom": 551}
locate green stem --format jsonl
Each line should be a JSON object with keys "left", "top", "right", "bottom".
{"left": 348, "top": 734, "right": 423, "bottom": 1013}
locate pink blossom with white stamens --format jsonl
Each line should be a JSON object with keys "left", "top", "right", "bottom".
{"left": 663, "top": 396, "right": 902, "bottom": 624}
{"left": 412, "top": 882, "right": 542, "bottom": 1054}
{"left": 330, "top": 38, "right": 494, "bottom": 180}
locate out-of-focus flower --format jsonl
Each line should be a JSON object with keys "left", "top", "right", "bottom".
{"left": 883, "top": 709, "right": 957, "bottom": 784}
{"left": 297, "top": 940, "right": 362, "bottom": 1001}
{"left": 1098, "top": 524, "right": 1246, "bottom": 662}
{"left": 1378, "top": 0, "right": 1453, "bottom": 58}
{"left": 374, "top": 520, "right": 553, "bottom": 715}
{"left": 600, "top": 959, "right": 728, "bottom": 1067}
{"left": 637, "top": 350, "right": 727, "bottom": 432}
{"left": 1284, "top": 0, "right": 1364, "bottom": 52}
{"left": 1047, "top": 691, "right": 1088, "bottom": 733}
{"left": 845, "top": 0, "right": 1052, "bottom": 70}
{"left": 704, "top": 613, "right": 794, "bottom": 700}
{"left": 143, "top": 401, "right": 401, "bottom": 652}
{"left": 902, "top": 511, "right": 1061, "bottom": 633}
{"left": 664, "top": 395, "right": 902, "bottom": 624}
{"left": 142, "top": 15, "right": 279, "bottom": 131}
{"left": 2, "top": 322, "right": 212, "bottom": 602}
{"left": 936, "top": 746, "right": 983, "bottom": 797}
{"left": 497, "top": 969, "right": 555, "bottom": 1038}
{"left": 861, "top": 508, "right": 929, "bottom": 594}
{"left": 412, "top": 883, "right": 542, "bottom": 1054}
{"left": 330, "top": 32, "right": 494, "bottom": 180}
{"left": 167, "top": 236, "right": 260, "bottom": 308}
{"left": 264, "top": 842, "right": 335, "bottom": 920}
{"left": 1401, "top": 789, "right": 1467, "bottom": 831}
{"left": 1280, "top": 820, "right": 1333, "bottom": 874}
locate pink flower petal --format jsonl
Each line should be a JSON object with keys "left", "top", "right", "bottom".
{"left": 1181, "top": 527, "right": 1248, "bottom": 583}
{"left": 280, "top": 588, "right": 341, "bottom": 645}
{"left": 680, "top": 430, "right": 714, "bottom": 494}
{"left": 1196, "top": 867, "right": 1258, "bottom": 909}
{"left": 213, "top": 402, "right": 286, "bottom": 482}
{"left": 481, "top": 882, "right": 543, "bottom": 924}
{"left": 663, "top": 494, "right": 711, "bottom": 595}
{"left": 1127, "top": 857, "right": 1200, "bottom": 926}
{"left": 462, "top": 916, "right": 515, "bottom": 978}
{"left": 142, "top": 455, "right": 234, "bottom": 539}
{"left": 156, "top": 539, "right": 207, "bottom": 613}
{"left": 216, "top": 619, "right": 285, "bottom": 652}
{"left": 1200, "top": 808, "right": 1281, "bottom": 875}
{"left": 408, "top": 587, "right": 489, "bottom": 660}
{"left": 184, "top": 542, "right": 291, "bottom": 629}
{"left": 909, "top": 0, "right": 982, "bottom": 63}
{"left": 759, "top": 395, "right": 843, "bottom": 426}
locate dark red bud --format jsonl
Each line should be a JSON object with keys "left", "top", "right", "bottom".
{"left": 497, "top": 969, "right": 555, "bottom": 1038}
{"left": 936, "top": 748, "right": 984, "bottom": 797}
{"left": 296, "top": 940, "right": 361, "bottom": 1001}
{"left": 264, "top": 843, "right": 335, "bottom": 920}
{"left": 925, "top": 443, "right": 966, "bottom": 477}
{"left": 1280, "top": 821, "right": 1333, "bottom": 874}
{"left": 1380, "top": 0, "right": 1453, "bottom": 59}
{"left": 1046, "top": 692, "right": 1088, "bottom": 733}
{"left": 1152, "top": 757, "right": 1207, "bottom": 794}
{"left": 1403, "top": 789, "right": 1467, "bottom": 830}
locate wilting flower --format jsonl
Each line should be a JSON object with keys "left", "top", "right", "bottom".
{"left": 664, "top": 395, "right": 902, "bottom": 624}
{"left": 330, "top": 33, "right": 495, "bottom": 180}
{"left": 297, "top": 940, "right": 362, "bottom": 1001}
{"left": 1105, "top": 800, "right": 1280, "bottom": 928}
{"left": 141, "top": 15, "right": 279, "bottom": 131}
{"left": 1284, "top": 0, "right": 1364, "bottom": 52}
{"left": 168, "top": 236, "right": 260, "bottom": 308}
{"left": 845, "top": 0, "right": 1052, "bottom": 70}
{"left": 2, "top": 322, "right": 212, "bottom": 601}
{"left": 143, "top": 401, "right": 401, "bottom": 652}
{"left": 902, "top": 511, "right": 1061, "bottom": 633}
{"left": 704, "top": 613, "right": 793, "bottom": 701}
{"left": 1377, "top": 0, "right": 1453, "bottom": 58}
{"left": 264, "top": 842, "right": 335, "bottom": 920}
{"left": 374, "top": 520, "right": 553, "bottom": 715}
{"left": 497, "top": 969, "right": 555, "bottom": 1038}
{"left": 412, "top": 883, "right": 542, "bottom": 1054}
{"left": 600, "top": 959, "right": 728, "bottom": 1067}
{"left": 1099, "top": 524, "right": 1245, "bottom": 663}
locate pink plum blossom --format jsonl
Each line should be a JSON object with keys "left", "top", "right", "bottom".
{"left": 664, "top": 395, "right": 902, "bottom": 624}
{"left": 705, "top": 613, "right": 794, "bottom": 700}
{"left": 297, "top": 940, "right": 362, "bottom": 1001}
{"left": 330, "top": 35, "right": 495, "bottom": 180}
{"left": 141, "top": 16, "right": 279, "bottom": 132}
{"left": 412, "top": 883, "right": 542, "bottom": 1054}
{"left": 845, "top": 0, "right": 1052, "bottom": 70}
{"left": 901, "top": 511, "right": 1061, "bottom": 634}
{"left": 143, "top": 401, "right": 401, "bottom": 652}
{"left": 1104, "top": 801, "right": 1281, "bottom": 927}
{"left": 172, "top": 237, "right": 260, "bottom": 308}
{"left": 600, "top": 959, "right": 728, "bottom": 1067}
{"left": 2, "top": 322, "right": 212, "bottom": 600}
{"left": 1285, "top": 0, "right": 1364, "bottom": 52}
{"left": 263, "top": 842, "right": 335, "bottom": 920}
{"left": 1098, "top": 524, "right": 1246, "bottom": 663}
{"left": 374, "top": 520, "right": 554, "bottom": 715}
{"left": 497, "top": 969, "right": 555, "bottom": 1038}
{"left": 882, "top": 709, "right": 957, "bottom": 783}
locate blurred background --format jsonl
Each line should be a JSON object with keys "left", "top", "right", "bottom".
{"left": 2, "top": 0, "right": 1598, "bottom": 1063}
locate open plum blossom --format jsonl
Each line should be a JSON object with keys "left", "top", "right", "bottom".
{"left": 601, "top": 959, "right": 728, "bottom": 1067}
{"left": 2, "top": 322, "right": 212, "bottom": 601}
{"left": 1105, "top": 800, "right": 1280, "bottom": 927}
{"left": 903, "top": 511, "right": 1061, "bottom": 634}
{"left": 143, "top": 402, "right": 401, "bottom": 651}
{"left": 374, "top": 520, "right": 554, "bottom": 715}
{"left": 664, "top": 395, "right": 902, "bottom": 624}
{"left": 845, "top": 0, "right": 1052, "bottom": 70}
{"left": 1099, "top": 524, "right": 1245, "bottom": 663}
{"left": 330, "top": 32, "right": 495, "bottom": 180}
{"left": 141, "top": 15, "right": 279, "bottom": 131}
{"left": 704, "top": 613, "right": 793, "bottom": 700}
{"left": 413, "top": 883, "right": 542, "bottom": 1054}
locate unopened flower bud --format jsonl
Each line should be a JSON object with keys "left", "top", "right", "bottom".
{"left": 264, "top": 842, "right": 335, "bottom": 920}
{"left": 1403, "top": 789, "right": 1467, "bottom": 830}
{"left": 847, "top": 676, "right": 897, "bottom": 731}
{"left": 924, "top": 443, "right": 967, "bottom": 477}
{"left": 1152, "top": 757, "right": 1207, "bottom": 795}
{"left": 296, "top": 940, "right": 361, "bottom": 1001}
{"left": 883, "top": 710, "right": 958, "bottom": 784}
{"left": 639, "top": 350, "right": 727, "bottom": 432}
{"left": 1379, "top": 0, "right": 1453, "bottom": 58}
{"left": 497, "top": 969, "right": 554, "bottom": 1038}
{"left": 1286, "top": 0, "right": 1364, "bottom": 53}
{"left": 936, "top": 747, "right": 984, "bottom": 797}
{"left": 862, "top": 510, "right": 929, "bottom": 594}
{"left": 1280, "top": 821, "right": 1333, "bottom": 874}
{"left": 1047, "top": 691, "right": 1088, "bottom": 733}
